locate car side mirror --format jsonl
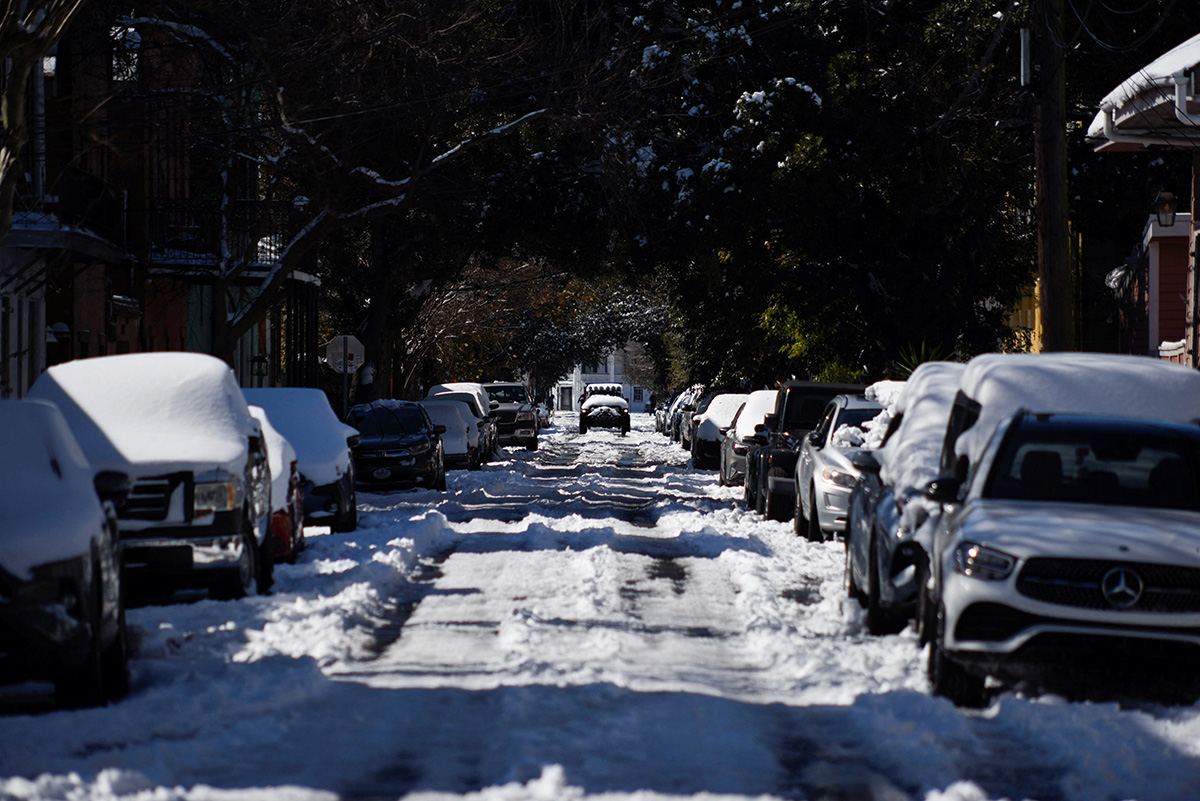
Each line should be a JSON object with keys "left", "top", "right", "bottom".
{"left": 849, "top": 451, "right": 881, "bottom": 474}
{"left": 807, "top": 431, "right": 823, "bottom": 448}
{"left": 346, "top": 433, "right": 362, "bottom": 448}
{"left": 490, "top": 399, "right": 500, "bottom": 410}
{"left": 94, "top": 470, "right": 131, "bottom": 504}
{"left": 923, "top": 476, "right": 963, "bottom": 503}
{"left": 432, "top": 424, "right": 447, "bottom": 435}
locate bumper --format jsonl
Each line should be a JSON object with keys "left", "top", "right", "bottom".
{"left": 0, "top": 567, "right": 91, "bottom": 685}
{"left": 497, "top": 427, "right": 537, "bottom": 445}
{"left": 354, "top": 455, "right": 439, "bottom": 490}
{"left": 766, "top": 474, "right": 797, "bottom": 495}
{"left": 119, "top": 508, "right": 251, "bottom": 584}
{"left": 694, "top": 438, "right": 721, "bottom": 464}
{"left": 583, "top": 412, "right": 629, "bottom": 429}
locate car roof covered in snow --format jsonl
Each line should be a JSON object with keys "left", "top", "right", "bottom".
{"left": 700, "top": 393, "right": 749, "bottom": 429}
{"left": 420, "top": 400, "right": 480, "bottom": 448}
{"left": 242, "top": 388, "right": 356, "bottom": 487}
{"left": 29, "top": 352, "right": 256, "bottom": 474}
{"left": 878, "top": 362, "right": 965, "bottom": 492}
{"left": 249, "top": 405, "right": 297, "bottom": 513}
{"left": 952, "top": 352, "right": 1200, "bottom": 467}
{"left": 427, "top": 383, "right": 492, "bottom": 413}
{"left": 733, "top": 390, "right": 778, "bottom": 440}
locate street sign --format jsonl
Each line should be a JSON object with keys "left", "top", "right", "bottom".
{"left": 323, "top": 335, "right": 365, "bottom": 374}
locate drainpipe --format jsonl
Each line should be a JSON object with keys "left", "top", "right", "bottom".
{"left": 1173, "top": 72, "right": 1200, "bottom": 126}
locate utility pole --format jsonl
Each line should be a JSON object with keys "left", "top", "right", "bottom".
{"left": 1033, "top": 0, "right": 1074, "bottom": 351}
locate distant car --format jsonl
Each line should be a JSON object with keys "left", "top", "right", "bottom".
{"left": 691, "top": 393, "right": 748, "bottom": 470}
{"left": 347, "top": 400, "right": 447, "bottom": 491}
{"left": 719, "top": 390, "right": 777, "bottom": 487}
{"left": 794, "top": 394, "right": 884, "bottom": 541}
{"left": 846, "top": 362, "right": 964, "bottom": 635}
{"left": 579, "top": 384, "right": 630, "bottom": 435}
{"left": 925, "top": 412, "right": 1200, "bottom": 706}
{"left": 536, "top": 399, "right": 554, "bottom": 428}
{"left": 0, "top": 400, "right": 130, "bottom": 707}
{"left": 243, "top": 388, "right": 360, "bottom": 533}
{"left": 31, "top": 353, "right": 275, "bottom": 599}
{"left": 668, "top": 385, "right": 703, "bottom": 443}
{"left": 426, "top": 383, "right": 498, "bottom": 461}
{"left": 421, "top": 399, "right": 482, "bottom": 470}
{"left": 249, "top": 406, "right": 305, "bottom": 563}
{"left": 655, "top": 391, "right": 679, "bottom": 434}
{"left": 482, "top": 382, "right": 539, "bottom": 451}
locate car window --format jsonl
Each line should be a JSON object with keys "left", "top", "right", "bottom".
{"left": 834, "top": 407, "right": 881, "bottom": 431}
{"left": 486, "top": 385, "right": 527, "bottom": 403}
{"left": 785, "top": 393, "right": 837, "bottom": 430}
{"left": 811, "top": 403, "right": 836, "bottom": 440}
{"left": 984, "top": 429, "right": 1200, "bottom": 511}
{"left": 349, "top": 405, "right": 427, "bottom": 436}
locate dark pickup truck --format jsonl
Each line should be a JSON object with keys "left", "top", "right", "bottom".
{"left": 744, "top": 380, "right": 866, "bottom": 521}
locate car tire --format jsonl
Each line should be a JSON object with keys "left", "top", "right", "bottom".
{"left": 805, "top": 487, "right": 825, "bottom": 542}
{"left": 331, "top": 478, "right": 358, "bottom": 533}
{"left": 579, "top": 419, "right": 588, "bottom": 434}
{"left": 212, "top": 527, "right": 258, "bottom": 600}
{"left": 56, "top": 573, "right": 106, "bottom": 708}
{"left": 794, "top": 489, "right": 808, "bottom": 537}
{"left": 256, "top": 528, "right": 276, "bottom": 595}
{"left": 929, "top": 604, "right": 988, "bottom": 708}
{"left": 866, "top": 541, "right": 905, "bottom": 635}
{"left": 847, "top": 548, "right": 867, "bottom": 605}
{"left": 101, "top": 605, "right": 131, "bottom": 702}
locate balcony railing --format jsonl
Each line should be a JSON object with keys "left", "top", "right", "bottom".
{"left": 143, "top": 198, "right": 293, "bottom": 265}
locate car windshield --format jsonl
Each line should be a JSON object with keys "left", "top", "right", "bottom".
{"left": 349, "top": 405, "right": 425, "bottom": 436}
{"left": 486, "top": 385, "right": 527, "bottom": 403}
{"left": 984, "top": 428, "right": 1200, "bottom": 511}
{"left": 783, "top": 392, "right": 841, "bottom": 430}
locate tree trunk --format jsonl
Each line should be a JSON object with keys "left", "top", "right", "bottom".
{"left": 358, "top": 221, "right": 401, "bottom": 402}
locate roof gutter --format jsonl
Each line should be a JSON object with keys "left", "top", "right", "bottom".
{"left": 1100, "top": 106, "right": 1200, "bottom": 148}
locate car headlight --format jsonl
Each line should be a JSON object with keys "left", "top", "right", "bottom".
{"left": 820, "top": 466, "right": 858, "bottom": 489}
{"left": 953, "top": 542, "right": 1016, "bottom": 581}
{"left": 409, "top": 441, "right": 430, "bottom": 455}
{"left": 517, "top": 410, "right": 535, "bottom": 421}
{"left": 195, "top": 478, "right": 242, "bottom": 515}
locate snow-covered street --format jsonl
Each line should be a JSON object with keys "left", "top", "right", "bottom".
{"left": 4, "top": 414, "right": 1200, "bottom": 801}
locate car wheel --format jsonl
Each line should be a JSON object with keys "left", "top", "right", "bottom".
{"left": 793, "top": 488, "right": 808, "bottom": 537}
{"left": 56, "top": 572, "right": 106, "bottom": 708}
{"left": 101, "top": 605, "right": 131, "bottom": 701}
{"left": 214, "top": 523, "right": 259, "bottom": 600}
{"left": 435, "top": 454, "right": 448, "bottom": 491}
{"left": 928, "top": 604, "right": 988, "bottom": 708}
{"left": 331, "top": 478, "right": 358, "bottom": 532}
{"left": 579, "top": 420, "right": 588, "bottom": 434}
{"left": 289, "top": 483, "right": 305, "bottom": 561}
{"left": 866, "top": 541, "right": 905, "bottom": 635}
{"left": 805, "top": 487, "right": 825, "bottom": 542}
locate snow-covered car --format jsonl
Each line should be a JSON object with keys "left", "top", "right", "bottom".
{"left": 579, "top": 384, "right": 630, "bottom": 435}
{"left": 691, "top": 393, "right": 748, "bottom": 470}
{"left": 654, "top": 391, "right": 679, "bottom": 434}
{"left": 925, "top": 411, "right": 1200, "bottom": 706}
{"left": 0, "top": 399, "right": 130, "bottom": 707}
{"left": 242, "top": 388, "right": 360, "bottom": 533}
{"left": 482, "top": 382, "right": 538, "bottom": 451}
{"left": 420, "top": 399, "right": 481, "bottom": 470}
{"left": 719, "top": 389, "right": 777, "bottom": 487}
{"left": 794, "top": 394, "right": 884, "bottom": 541}
{"left": 846, "top": 362, "right": 964, "bottom": 635}
{"left": 30, "top": 353, "right": 275, "bottom": 599}
{"left": 248, "top": 406, "right": 305, "bottom": 563}
{"left": 348, "top": 400, "right": 447, "bottom": 492}
{"left": 668, "top": 384, "right": 703, "bottom": 443}
{"left": 426, "top": 383, "right": 497, "bottom": 461}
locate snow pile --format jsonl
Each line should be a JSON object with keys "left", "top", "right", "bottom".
{"left": 859, "top": 379, "right": 907, "bottom": 449}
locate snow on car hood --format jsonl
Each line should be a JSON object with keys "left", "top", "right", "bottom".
{"left": 952, "top": 499, "right": 1200, "bottom": 565}
{"left": 243, "top": 388, "right": 356, "bottom": 487}
{"left": 0, "top": 401, "right": 107, "bottom": 579}
{"left": 583, "top": 394, "right": 628, "bottom": 410}
{"left": 29, "top": 353, "right": 255, "bottom": 474}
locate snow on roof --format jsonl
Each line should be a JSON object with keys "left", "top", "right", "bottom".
{"left": 1087, "top": 31, "right": 1200, "bottom": 142}
{"left": 953, "top": 352, "right": 1200, "bottom": 467}
{"left": 428, "top": 383, "right": 492, "bottom": 414}
{"left": 733, "top": 390, "right": 778, "bottom": 440}
{"left": 699, "top": 393, "right": 749, "bottom": 428}
{"left": 0, "top": 400, "right": 107, "bottom": 579}
{"left": 29, "top": 353, "right": 255, "bottom": 474}
{"left": 242, "top": 388, "right": 355, "bottom": 487}
{"left": 878, "top": 362, "right": 965, "bottom": 492}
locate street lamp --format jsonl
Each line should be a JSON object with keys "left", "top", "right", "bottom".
{"left": 1156, "top": 191, "right": 1177, "bottom": 227}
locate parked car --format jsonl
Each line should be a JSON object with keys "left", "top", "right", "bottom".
{"left": 243, "top": 388, "right": 360, "bottom": 533}
{"left": 682, "top": 389, "right": 721, "bottom": 453}
{"left": 719, "top": 389, "right": 777, "bottom": 487}
{"left": 426, "top": 383, "right": 498, "bottom": 461}
{"left": 0, "top": 399, "right": 130, "bottom": 707}
{"left": 579, "top": 384, "right": 631, "bottom": 435}
{"left": 845, "top": 362, "right": 964, "bottom": 635}
{"left": 655, "top": 391, "right": 679, "bottom": 435}
{"left": 249, "top": 406, "right": 305, "bottom": 563}
{"left": 536, "top": 398, "right": 554, "bottom": 429}
{"left": 482, "top": 382, "right": 539, "bottom": 451}
{"left": 924, "top": 411, "right": 1200, "bottom": 706}
{"left": 347, "top": 400, "right": 447, "bottom": 491}
{"left": 420, "top": 399, "right": 482, "bottom": 470}
{"left": 691, "top": 393, "right": 748, "bottom": 469}
{"left": 794, "top": 394, "right": 884, "bottom": 541}
{"left": 669, "top": 385, "right": 703, "bottom": 443}
{"left": 745, "top": 381, "right": 865, "bottom": 521}
{"left": 30, "top": 353, "right": 275, "bottom": 599}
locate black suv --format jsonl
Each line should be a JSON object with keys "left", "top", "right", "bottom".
{"left": 348, "top": 400, "right": 447, "bottom": 491}
{"left": 482, "top": 382, "right": 539, "bottom": 451}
